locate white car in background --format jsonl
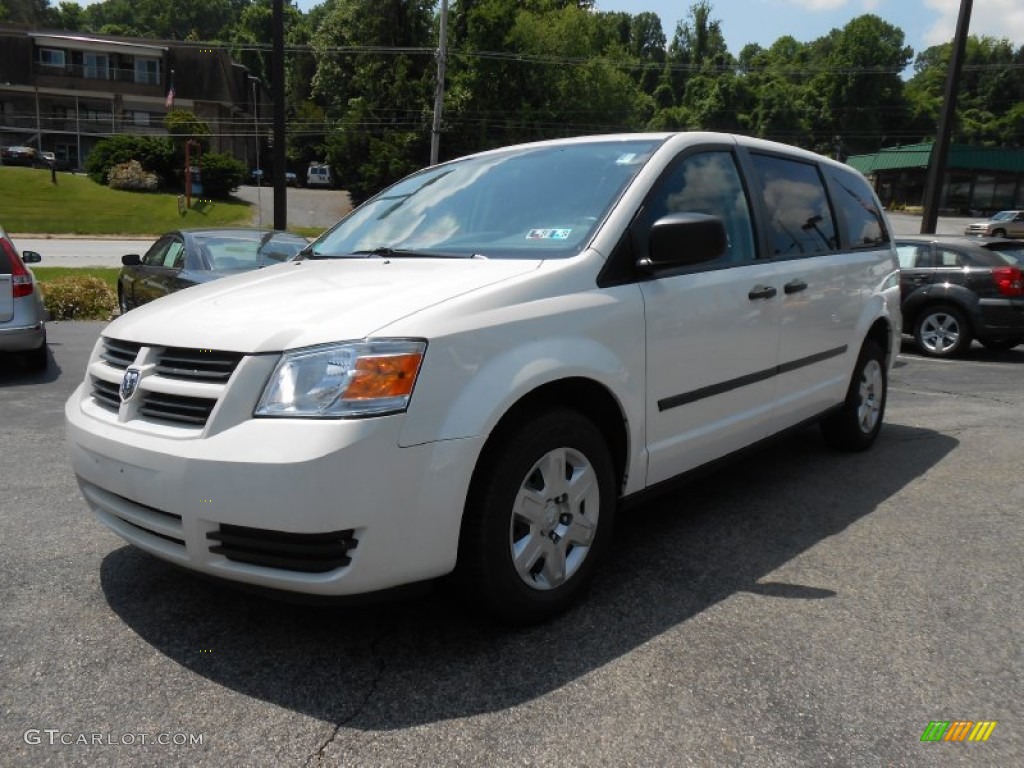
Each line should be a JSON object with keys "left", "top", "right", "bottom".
{"left": 66, "top": 133, "right": 900, "bottom": 623}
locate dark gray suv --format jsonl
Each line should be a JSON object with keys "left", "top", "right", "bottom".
{"left": 896, "top": 235, "right": 1024, "bottom": 357}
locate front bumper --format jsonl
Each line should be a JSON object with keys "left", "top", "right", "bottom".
{"left": 65, "top": 382, "right": 483, "bottom": 595}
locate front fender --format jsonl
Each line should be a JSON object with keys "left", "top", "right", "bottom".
{"left": 396, "top": 286, "right": 647, "bottom": 457}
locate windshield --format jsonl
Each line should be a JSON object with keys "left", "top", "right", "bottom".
{"left": 991, "top": 211, "right": 1015, "bottom": 221}
{"left": 305, "top": 139, "right": 661, "bottom": 260}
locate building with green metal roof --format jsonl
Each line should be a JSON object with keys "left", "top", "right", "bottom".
{"left": 846, "top": 142, "right": 1024, "bottom": 214}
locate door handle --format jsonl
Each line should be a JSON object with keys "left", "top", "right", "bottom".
{"left": 748, "top": 285, "right": 777, "bottom": 301}
{"left": 784, "top": 279, "right": 808, "bottom": 295}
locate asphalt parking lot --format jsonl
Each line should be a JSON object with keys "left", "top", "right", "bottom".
{"left": 1, "top": 323, "right": 1020, "bottom": 767}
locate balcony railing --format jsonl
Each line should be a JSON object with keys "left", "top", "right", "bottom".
{"left": 36, "top": 63, "right": 162, "bottom": 86}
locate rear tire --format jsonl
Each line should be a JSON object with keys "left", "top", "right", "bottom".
{"left": 914, "top": 305, "right": 972, "bottom": 358}
{"left": 820, "top": 340, "right": 886, "bottom": 452}
{"left": 457, "top": 408, "right": 616, "bottom": 624}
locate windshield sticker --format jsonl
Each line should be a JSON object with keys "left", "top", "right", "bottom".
{"left": 616, "top": 153, "right": 638, "bottom": 165}
{"left": 527, "top": 229, "right": 572, "bottom": 240}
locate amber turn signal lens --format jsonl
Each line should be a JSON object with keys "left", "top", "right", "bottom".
{"left": 343, "top": 353, "right": 423, "bottom": 400}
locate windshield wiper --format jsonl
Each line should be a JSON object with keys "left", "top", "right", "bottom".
{"left": 348, "top": 247, "right": 477, "bottom": 259}
{"left": 300, "top": 246, "right": 482, "bottom": 260}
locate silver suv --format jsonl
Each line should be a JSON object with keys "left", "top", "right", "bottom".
{"left": 965, "top": 210, "right": 1024, "bottom": 239}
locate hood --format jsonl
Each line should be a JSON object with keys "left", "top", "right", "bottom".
{"left": 108, "top": 257, "right": 542, "bottom": 352}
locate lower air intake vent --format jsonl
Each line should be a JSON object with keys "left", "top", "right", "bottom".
{"left": 206, "top": 525, "right": 358, "bottom": 573}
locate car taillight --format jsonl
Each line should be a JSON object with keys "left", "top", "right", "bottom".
{"left": 1, "top": 238, "right": 34, "bottom": 298}
{"left": 992, "top": 267, "right": 1024, "bottom": 297}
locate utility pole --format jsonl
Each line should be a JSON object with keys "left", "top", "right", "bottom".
{"left": 272, "top": 0, "right": 287, "bottom": 230}
{"left": 921, "top": 0, "right": 972, "bottom": 234}
{"left": 430, "top": 0, "right": 449, "bottom": 166}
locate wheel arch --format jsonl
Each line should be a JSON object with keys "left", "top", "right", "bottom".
{"left": 468, "top": 377, "right": 630, "bottom": 501}
{"left": 865, "top": 316, "right": 893, "bottom": 367}
{"left": 902, "top": 288, "right": 977, "bottom": 334}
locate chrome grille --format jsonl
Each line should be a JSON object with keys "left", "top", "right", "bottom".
{"left": 91, "top": 376, "right": 120, "bottom": 411}
{"left": 89, "top": 340, "right": 246, "bottom": 429}
{"left": 138, "top": 392, "right": 216, "bottom": 425}
{"left": 155, "top": 347, "right": 242, "bottom": 383}
{"left": 100, "top": 338, "right": 141, "bottom": 369}
{"left": 207, "top": 525, "right": 359, "bottom": 573}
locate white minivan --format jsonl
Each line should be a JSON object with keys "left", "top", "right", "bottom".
{"left": 306, "top": 162, "right": 333, "bottom": 188}
{"left": 66, "top": 133, "right": 900, "bottom": 623}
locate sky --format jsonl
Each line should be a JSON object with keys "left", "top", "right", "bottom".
{"left": 589, "top": 0, "right": 1024, "bottom": 56}
{"left": 73, "top": 0, "right": 1024, "bottom": 57}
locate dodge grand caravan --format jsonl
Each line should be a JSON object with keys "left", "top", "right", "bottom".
{"left": 66, "top": 133, "right": 901, "bottom": 623}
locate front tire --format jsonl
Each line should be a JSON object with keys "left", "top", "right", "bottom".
{"left": 820, "top": 339, "right": 887, "bottom": 452}
{"left": 457, "top": 408, "right": 616, "bottom": 624}
{"left": 914, "top": 305, "right": 972, "bottom": 358}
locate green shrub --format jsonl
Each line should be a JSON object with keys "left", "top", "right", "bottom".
{"left": 108, "top": 159, "right": 160, "bottom": 191}
{"left": 41, "top": 275, "right": 117, "bottom": 320}
{"left": 198, "top": 152, "right": 247, "bottom": 199}
{"left": 84, "top": 135, "right": 175, "bottom": 186}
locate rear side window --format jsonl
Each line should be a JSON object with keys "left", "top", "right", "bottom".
{"left": 751, "top": 153, "right": 837, "bottom": 258}
{"left": 826, "top": 165, "right": 889, "bottom": 248}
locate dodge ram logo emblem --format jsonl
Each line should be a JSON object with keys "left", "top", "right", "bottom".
{"left": 120, "top": 368, "right": 141, "bottom": 402}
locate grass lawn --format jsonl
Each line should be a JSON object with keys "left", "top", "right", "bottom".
{"left": 0, "top": 166, "right": 252, "bottom": 235}
{"left": 32, "top": 267, "right": 120, "bottom": 293}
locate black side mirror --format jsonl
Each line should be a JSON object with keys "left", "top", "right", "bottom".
{"left": 636, "top": 212, "right": 727, "bottom": 271}
{"left": 122, "top": 254, "right": 142, "bottom": 266}
{"left": 22, "top": 251, "right": 41, "bottom": 264}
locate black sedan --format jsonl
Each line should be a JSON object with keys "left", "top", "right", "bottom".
{"left": 118, "top": 228, "right": 308, "bottom": 313}
{"left": 895, "top": 235, "right": 1024, "bottom": 357}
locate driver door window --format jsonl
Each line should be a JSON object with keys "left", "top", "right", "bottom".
{"left": 639, "top": 150, "right": 756, "bottom": 266}
{"left": 163, "top": 240, "right": 185, "bottom": 269}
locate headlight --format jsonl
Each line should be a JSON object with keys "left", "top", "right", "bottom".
{"left": 255, "top": 340, "right": 426, "bottom": 418}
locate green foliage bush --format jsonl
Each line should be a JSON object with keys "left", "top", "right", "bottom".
{"left": 84, "top": 135, "right": 175, "bottom": 186}
{"left": 197, "top": 152, "right": 247, "bottom": 199}
{"left": 108, "top": 159, "right": 160, "bottom": 191}
{"left": 41, "top": 275, "right": 117, "bottom": 320}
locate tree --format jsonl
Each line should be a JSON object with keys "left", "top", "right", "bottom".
{"left": 807, "top": 15, "right": 912, "bottom": 155}
{"left": 906, "top": 36, "right": 1024, "bottom": 146}
{"left": 311, "top": 0, "right": 436, "bottom": 201}
{"left": 163, "top": 110, "right": 211, "bottom": 152}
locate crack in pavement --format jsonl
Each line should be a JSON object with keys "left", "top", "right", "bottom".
{"left": 891, "top": 386, "right": 1020, "bottom": 407}
{"left": 305, "top": 618, "right": 400, "bottom": 768}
